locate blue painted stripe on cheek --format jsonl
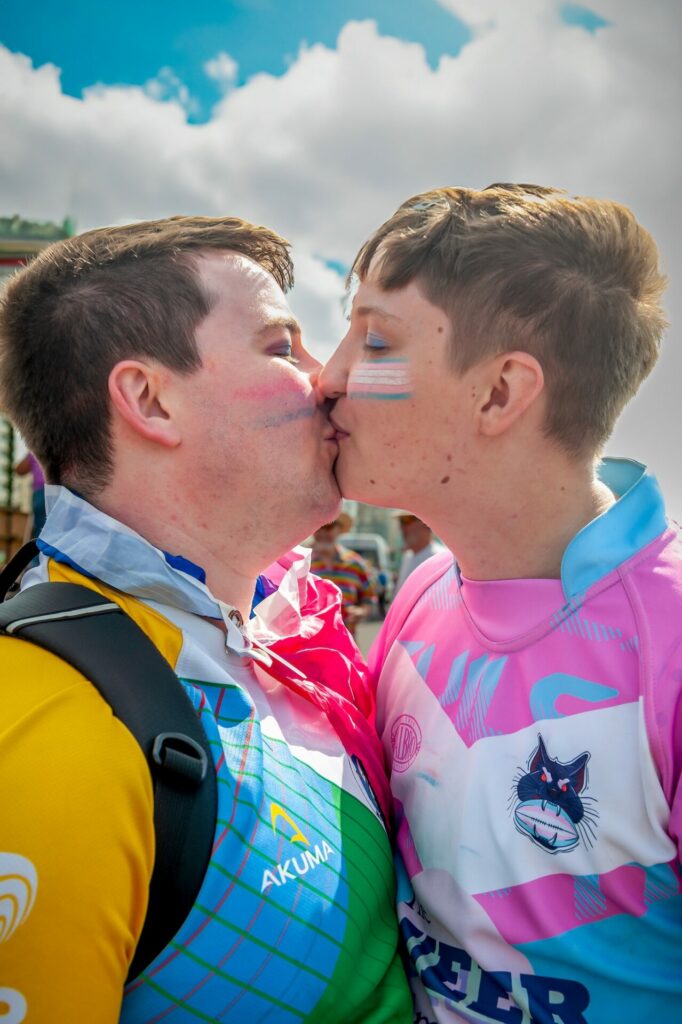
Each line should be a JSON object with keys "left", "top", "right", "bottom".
{"left": 349, "top": 392, "right": 413, "bottom": 401}
{"left": 260, "top": 405, "right": 317, "bottom": 428}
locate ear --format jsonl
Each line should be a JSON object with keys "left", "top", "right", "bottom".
{"left": 529, "top": 735, "right": 548, "bottom": 772}
{"left": 566, "top": 751, "right": 590, "bottom": 793}
{"left": 108, "top": 360, "right": 181, "bottom": 448}
{"left": 476, "top": 351, "right": 544, "bottom": 438}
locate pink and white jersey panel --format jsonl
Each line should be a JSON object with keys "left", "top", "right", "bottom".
{"left": 371, "top": 459, "right": 682, "bottom": 1024}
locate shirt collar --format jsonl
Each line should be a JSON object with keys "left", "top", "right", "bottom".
{"left": 560, "top": 457, "right": 667, "bottom": 600}
{"left": 39, "top": 486, "right": 278, "bottom": 657}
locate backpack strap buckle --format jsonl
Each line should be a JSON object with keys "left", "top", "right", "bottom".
{"left": 152, "top": 732, "right": 209, "bottom": 787}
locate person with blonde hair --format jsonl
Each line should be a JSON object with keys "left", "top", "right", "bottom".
{"left": 320, "top": 184, "right": 681, "bottom": 1022}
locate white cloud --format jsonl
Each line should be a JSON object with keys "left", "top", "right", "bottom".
{"left": 287, "top": 250, "right": 347, "bottom": 362}
{"left": 143, "top": 65, "right": 197, "bottom": 114}
{"left": 0, "top": 1, "right": 679, "bottom": 509}
{"left": 203, "top": 51, "right": 238, "bottom": 92}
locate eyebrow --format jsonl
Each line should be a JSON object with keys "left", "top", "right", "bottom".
{"left": 353, "top": 304, "right": 403, "bottom": 322}
{"left": 256, "top": 316, "right": 302, "bottom": 338}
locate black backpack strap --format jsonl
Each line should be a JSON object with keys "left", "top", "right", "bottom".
{"left": 0, "top": 539, "right": 40, "bottom": 600}
{"left": 0, "top": 575, "right": 218, "bottom": 981}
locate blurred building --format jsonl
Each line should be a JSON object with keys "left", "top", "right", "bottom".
{"left": 0, "top": 215, "right": 74, "bottom": 562}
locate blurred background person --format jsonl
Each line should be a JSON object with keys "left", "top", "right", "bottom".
{"left": 15, "top": 450, "right": 46, "bottom": 539}
{"left": 311, "top": 517, "right": 376, "bottom": 637}
{"left": 394, "top": 513, "right": 445, "bottom": 593}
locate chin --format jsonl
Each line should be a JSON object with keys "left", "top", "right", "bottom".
{"left": 333, "top": 450, "right": 376, "bottom": 502}
{"left": 303, "top": 478, "right": 342, "bottom": 529}
{"left": 336, "top": 468, "right": 394, "bottom": 508}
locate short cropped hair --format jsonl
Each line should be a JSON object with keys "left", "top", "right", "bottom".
{"left": 0, "top": 215, "right": 293, "bottom": 492}
{"left": 352, "top": 184, "right": 667, "bottom": 455}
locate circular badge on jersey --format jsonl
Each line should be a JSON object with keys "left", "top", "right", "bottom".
{"left": 391, "top": 714, "right": 422, "bottom": 772}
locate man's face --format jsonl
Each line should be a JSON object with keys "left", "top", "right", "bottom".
{"left": 175, "top": 252, "right": 340, "bottom": 544}
{"left": 318, "top": 269, "right": 476, "bottom": 512}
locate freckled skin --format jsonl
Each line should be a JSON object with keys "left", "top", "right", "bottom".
{"left": 320, "top": 275, "right": 477, "bottom": 511}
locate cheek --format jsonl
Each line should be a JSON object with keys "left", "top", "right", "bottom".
{"left": 231, "top": 373, "right": 311, "bottom": 403}
{"left": 234, "top": 374, "right": 316, "bottom": 432}
{"left": 347, "top": 358, "right": 413, "bottom": 401}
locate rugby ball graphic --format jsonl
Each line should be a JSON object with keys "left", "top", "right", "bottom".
{"left": 514, "top": 799, "right": 579, "bottom": 852}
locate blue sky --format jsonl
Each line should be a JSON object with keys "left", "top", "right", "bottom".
{"left": 2, "top": 0, "right": 470, "bottom": 122}
{"left": 2, "top": 1, "right": 605, "bottom": 123}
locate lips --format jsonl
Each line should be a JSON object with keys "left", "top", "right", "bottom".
{"left": 329, "top": 414, "right": 350, "bottom": 439}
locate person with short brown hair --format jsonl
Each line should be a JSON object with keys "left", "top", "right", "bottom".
{"left": 320, "top": 184, "right": 681, "bottom": 1022}
{"left": 349, "top": 183, "right": 666, "bottom": 458}
{"left": 0, "top": 216, "right": 411, "bottom": 1021}
{"left": 393, "top": 513, "right": 444, "bottom": 593}
{"left": 0, "top": 215, "right": 295, "bottom": 494}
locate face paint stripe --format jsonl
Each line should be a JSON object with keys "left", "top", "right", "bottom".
{"left": 260, "top": 406, "right": 317, "bottom": 427}
{"left": 349, "top": 379, "right": 410, "bottom": 388}
{"left": 349, "top": 392, "right": 412, "bottom": 400}
{"left": 349, "top": 381, "right": 411, "bottom": 390}
{"left": 348, "top": 358, "right": 412, "bottom": 397}
{"left": 349, "top": 367, "right": 411, "bottom": 381}
{"left": 349, "top": 371, "right": 409, "bottom": 380}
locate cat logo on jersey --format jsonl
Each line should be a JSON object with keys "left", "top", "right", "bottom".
{"left": 510, "top": 734, "right": 598, "bottom": 853}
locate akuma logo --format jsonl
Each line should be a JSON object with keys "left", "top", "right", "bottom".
{"left": 270, "top": 802, "right": 309, "bottom": 846}
{"left": 261, "top": 803, "right": 335, "bottom": 893}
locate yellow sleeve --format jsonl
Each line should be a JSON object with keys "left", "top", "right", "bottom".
{"left": 0, "top": 637, "right": 155, "bottom": 1023}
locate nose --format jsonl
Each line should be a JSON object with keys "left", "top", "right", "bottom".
{"left": 317, "top": 347, "right": 349, "bottom": 402}
{"left": 308, "top": 366, "right": 328, "bottom": 408}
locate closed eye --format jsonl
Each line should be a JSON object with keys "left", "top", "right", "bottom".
{"left": 365, "top": 332, "right": 389, "bottom": 351}
{"left": 272, "top": 342, "right": 300, "bottom": 364}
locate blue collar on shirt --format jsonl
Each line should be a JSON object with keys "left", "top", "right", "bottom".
{"left": 560, "top": 457, "right": 668, "bottom": 600}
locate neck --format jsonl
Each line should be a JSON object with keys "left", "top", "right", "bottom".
{"left": 95, "top": 484, "right": 263, "bottom": 618}
{"left": 431, "top": 452, "right": 614, "bottom": 582}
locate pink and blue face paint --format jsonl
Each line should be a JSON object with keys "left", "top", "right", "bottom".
{"left": 231, "top": 379, "right": 316, "bottom": 428}
{"left": 348, "top": 336, "right": 413, "bottom": 400}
